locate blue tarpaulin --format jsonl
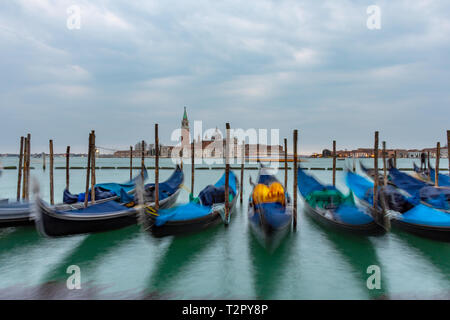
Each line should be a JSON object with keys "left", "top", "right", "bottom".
{"left": 155, "top": 171, "right": 237, "bottom": 226}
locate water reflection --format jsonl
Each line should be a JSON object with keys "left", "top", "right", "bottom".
{"left": 144, "top": 226, "right": 224, "bottom": 298}
{"left": 248, "top": 230, "right": 294, "bottom": 299}
{"left": 304, "top": 212, "right": 387, "bottom": 299}
{"left": 40, "top": 225, "right": 140, "bottom": 283}
{"left": 393, "top": 229, "right": 450, "bottom": 283}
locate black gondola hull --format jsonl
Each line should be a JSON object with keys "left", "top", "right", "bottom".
{"left": 391, "top": 219, "right": 450, "bottom": 242}
{"left": 36, "top": 188, "right": 181, "bottom": 237}
{"left": 303, "top": 202, "right": 385, "bottom": 236}
{"left": 38, "top": 206, "right": 138, "bottom": 237}
{"left": 147, "top": 183, "right": 239, "bottom": 238}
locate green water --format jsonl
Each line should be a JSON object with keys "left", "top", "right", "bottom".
{"left": 0, "top": 157, "right": 449, "bottom": 299}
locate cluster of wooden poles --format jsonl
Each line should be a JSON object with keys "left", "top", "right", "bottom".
{"left": 14, "top": 126, "right": 450, "bottom": 229}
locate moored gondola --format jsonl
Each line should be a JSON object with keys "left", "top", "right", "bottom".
{"left": 388, "top": 166, "right": 450, "bottom": 210}
{"left": 346, "top": 170, "right": 450, "bottom": 242}
{"left": 298, "top": 167, "right": 386, "bottom": 235}
{"left": 34, "top": 166, "right": 183, "bottom": 237}
{"left": 359, "top": 161, "right": 393, "bottom": 186}
{"left": 0, "top": 169, "right": 148, "bottom": 229}
{"left": 248, "top": 164, "right": 293, "bottom": 250}
{"left": 141, "top": 170, "right": 239, "bottom": 238}
{"left": 413, "top": 162, "right": 450, "bottom": 187}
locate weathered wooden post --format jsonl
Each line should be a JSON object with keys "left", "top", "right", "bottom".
{"left": 352, "top": 151, "right": 356, "bottom": 172}
{"left": 84, "top": 132, "right": 93, "bottom": 208}
{"left": 373, "top": 131, "right": 379, "bottom": 208}
{"left": 394, "top": 150, "right": 397, "bottom": 168}
{"left": 21, "top": 136, "right": 28, "bottom": 200}
{"left": 284, "top": 138, "right": 288, "bottom": 189}
{"left": 332, "top": 140, "right": 336, "bottom": 186}
{"left": 141, "top": 140, "right": 145, "bottom": 182}
{"left": 49, "top": 140, "right": 54, "bottom": 205}
{"left": 447, "top": 130, "right": 450, "bottom": 175}
{"left": 90, "top": 131, "right": 96, "bottom": 203}
{"left": 240, "top": 140, "right": 244, "bottom": 204}
{"left": 66, "top": 146, "right": 70, "bottom": 190}
{"left": 17, "top": 137, "right": 24, "bottom": 201}
{"left": 155, "top": 124, "right": 159, "bottom": 210}
{"left": 293, "top": 130, "right": 298, "bottom": 230}
{"left": 382, "top": 141, "right": 387, "bottom": 186}
{"left": 224, "top": 123, "right": 231, "bottom": 223}
{"left": 427, "top": 151, "right": 431, "bottom": 177}
{"left": 42, "top": 152, "right": 46, "bottom": 171}
{"left": 130, "top": 146, "right": 133, "bottom": 180}
{"left": 180, "top": 148, "right": 183, "bottom": 171}
{"left": 435, "top": 142, "right": 440, "bottom": 187}
{"left": 26, "top": 133, "right": 31, "bottom": 200}
{"left": 23, "top": 134, "right": 31, "bottom": 200}
{"left": 191, "top": 138, "right": 195, "bottom": 197}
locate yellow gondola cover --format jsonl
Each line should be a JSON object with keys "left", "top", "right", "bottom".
{"left": 253, "top": 182, "right": 285, "bottom": 205}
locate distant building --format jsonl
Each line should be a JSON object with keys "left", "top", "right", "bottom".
{"left": 322, "top": 149, "right": 332, "bottom": 157}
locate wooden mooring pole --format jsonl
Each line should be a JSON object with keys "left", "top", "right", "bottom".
{"left": 373, "top": 131, "right": 379, "bottom": 208}
{"left": 66, "top": 146, "right": 70, "bottom": 190}
{"left": 84, "top": 132, "right": 92, "bottom": 208}
{"left": 155, "top": 124, "right": 159, "bottom": 210}
{"left": 447, "top": 130, "right": 450, "bottom": 175}
{"left": 435, "top": 142, "right": 440, "bottom": 187}
{"left": 91, "top": 131, "right": 96, "bottom": 203}
{"left": 141, "top": 140, "right": 145, "bottom": 182}
{"left": 352, "top": 151, "right": 356, "bottom": 172}
{"left": 394, "top": 150, "right": 397, "bottom": 168}
{"left": 284, "top": 138, "right": 288, "bottom": 189}
{"left": 383, "top": 141, "right": 387, "bottom": 186}
{"left": 42, "top": 152, "right": 46, "bottom": 171}
{"left": 224, "top": 123, "right": 231, "bottom": 223}
{"left": 23, "top": 134, "right": 31, "bottom": 200}
{"left": 26, "top": 134, "right": 31, "bottom": 200}
{"left": 240, "top": 141, "right": 244, "bottom": 204}
{"left": 293, "top": 130, "right": 298, "bottom": 230}
{"left": 49, "top": 140, "right": 54, "bottom": 205}
{"left": 21, "top": 136, "right": 28, "bottom": 200}
{"left": 17, "top": 137, "right": 24, "bottom": 201}
{"left": 130, "top": 146, "right": 133, "bottom": 180}
{"left": 332, "top": 140, "right": 336, "bottom": 187}
{"left": 191, "top": 139, "right": 195, "bottom": 197}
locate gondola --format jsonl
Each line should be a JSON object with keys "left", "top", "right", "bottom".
{"left": 34, "top": 166, "right": 183, "bottom": 237}
{"left": 346, "top": 170, "right": 450, "bottom": 241}
{"left": 248, "top": 164, "right": 292, "bottom": 250}
{"left": 359, "top": 161, "right": 393, "bottom": 186}
{"left": 0, "top": 169, "right": 148, "bottom": 229}
{"left": 388, "top": 166, "right": 450, "bottom": 210}
{"left": 141, "top": 170, "right": 239, "bottom": 238}
{"left": 62, "top": 168, "right": 149, "bottom": 204}
{"left": 297, "top": 167, "right": 386, "bottom": 235}
{"left": 413, "top": 163, "right": 450, "bottom": 187}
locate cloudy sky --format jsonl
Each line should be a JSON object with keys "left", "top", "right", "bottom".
{"left": 1, "top": 0, "right": 449, "bottom": 154}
